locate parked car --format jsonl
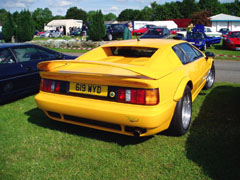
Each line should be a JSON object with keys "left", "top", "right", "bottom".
{"left": 105, "top": 24, "right": 126, "bottom": 41}
{"left": 218, "top": 28, "right": 230, "bottom": 35}
{"left": 174, "top": 24, "right": 222, "bottom": 51}
{"left": 204, "top": 26, "right": 222, "bottom": 37}
{"left": 40, "top": 30, "right": 63, "bottom": 38}
{"left": 223, "top": 31, "right": 240, "bottom": 50}
{"left": 132, "top": 24, "right": 156, "bottom": 35}
{"left": 170, "top": 28, "right": 186, "bottom": 35}
{"left": 0, "top": 43, "right": 77, "bottom": 102}
{"left": 140, "top": 27, "right": 170, "bottom": 39}
{"left": 70, "top": 29, "right": 81, "bottom": 36}
{"left": 35, "top": 39, "right": 215, "bottom": 137}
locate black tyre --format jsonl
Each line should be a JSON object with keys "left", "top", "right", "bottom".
{"left": 107, "top": 33, "right": 113, "bottom": 41}
{"left": 169, "top": 86, "right": 192, "bottom": 136}
{"left": 204, "top": 64, "right": 215, "bottom": 90}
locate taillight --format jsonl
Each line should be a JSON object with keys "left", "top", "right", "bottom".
{"left": 117, "top": 88, "right": 159, "bottom": 105}
{"left": 40, "top": 79, "right": 64, "bottom": 93}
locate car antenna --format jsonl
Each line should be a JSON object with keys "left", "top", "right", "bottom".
{"left": 132, "top": 22, "right": 140, "bottom": 41}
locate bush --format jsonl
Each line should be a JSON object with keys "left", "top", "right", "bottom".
{"left": 2, "top": 12, "right": 14, "bottom": 42}
{"left": 16, "top": 10, "right": 35, "bottom": 42}
{"left": 88, "top": 10, "right": 106, "bottom": 41}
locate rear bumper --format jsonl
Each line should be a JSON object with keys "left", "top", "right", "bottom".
{"left": 35, "top": 91, "right": 176, "bottom": 136}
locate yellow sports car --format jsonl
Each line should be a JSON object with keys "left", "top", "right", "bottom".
{"left": 35, "top": 39, "right": 215, "bottom": 137}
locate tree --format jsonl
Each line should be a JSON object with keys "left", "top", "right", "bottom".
{"left": 0, "top": 9, "right": 8, "bottom": 26}
{"left": 88, "top": 10, "right": 106, "bottom": 41}
{"left": 54, "top": 15, "right": 65, "bottom": 20}
{"left": 66, "top": 7, "right": 87, "bottom": 23}
{"left": 2, "top": 12, "right": 15, "bottom": 42}
{"left": 199, "top": 0, "right": 222, "bottom": 15}
{"left": 118, "top": 9, "right": 137, "bottom": 21}
{"left": 16, "top": 10, "right": 35, "bottom": 42}
{"left": 32, "top": 8, "right": 53, "bottom": 31}
{"left": 104, "top": 13, "right": 117, "bottom": 21}
{"left": 191, "top": 10, "right": 211, "bottom": 26}
{"left": 180, "top": 0, "right": 199, "bottom": 18}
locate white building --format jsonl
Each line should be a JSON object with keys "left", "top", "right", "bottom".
{"left": 210, "top": 13, "right": 240, "bottom": 31}
{"left": 133, "top": 21, "right": 177, "bottom": 30}
{"left": 44, "top": 19, "right": 83, "bottom": 35}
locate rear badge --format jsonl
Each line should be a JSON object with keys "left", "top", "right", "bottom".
{"left": 109, "top": 91, "right": 116, "bottom": 98}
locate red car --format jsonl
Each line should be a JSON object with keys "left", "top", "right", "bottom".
{"left": 223, "top": 31, "right": 240, "bottom": 50}
{"left": 132, "top": 24, "right": 156, "bottom": 35}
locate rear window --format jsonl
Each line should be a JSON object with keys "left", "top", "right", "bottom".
{"left": 111, "top": 47, "right": 157, "bottom": 57}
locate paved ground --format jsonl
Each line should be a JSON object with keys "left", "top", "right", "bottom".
{"left": 65, "top": 53, "right": 240, "bottom": 84}
{"left": 214, "top": 60, "right": 240, "bottom": 84}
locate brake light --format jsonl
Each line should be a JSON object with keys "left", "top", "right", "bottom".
{"left": 40, "top": 79, "right": 63, "bottom": 93}
{"left": 117, "top": 88, "right": 159, "bottom": 105}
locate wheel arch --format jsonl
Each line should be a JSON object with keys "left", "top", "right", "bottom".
{"left": 173, "top": 77, "right": 192, "bottom": 102}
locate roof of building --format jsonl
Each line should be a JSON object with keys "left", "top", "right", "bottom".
{"left": 47, "top": 19, "right": 83, "bottom": 26}
{"left": 210, "top": 13, "right": 240, "bottom": 21}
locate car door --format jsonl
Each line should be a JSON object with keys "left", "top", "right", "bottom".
{"left": 181, "top": 43, "right": 208, "bottom": 93}
{"left": 0, "top": 47, "right": 31, "bottom": 98}
{"left": 12, "top": 45, "right": 62, "bottom": 88}
{"left": 173, "top": 43, "right": 208, "bottom": 94}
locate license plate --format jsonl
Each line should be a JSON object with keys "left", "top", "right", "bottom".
{"left": 69, "top": 82, "right": 108, "bottom": 97}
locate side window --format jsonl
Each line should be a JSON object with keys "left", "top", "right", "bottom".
{"left": 172, "top": 45, "right": 188, "bottom": 64}
{"left": 37, "top": 48, "right": 59, "bottom": 60}
{"left": 179, "top": 43, "right": 200, "bottom": 62}
{"left": 0, "top": 48, "right": 15, "bottom": 64}
{"left": 12, "top": 47, "right": 40, "bottom": 62}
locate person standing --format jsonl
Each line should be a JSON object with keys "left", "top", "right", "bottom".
{"left": 123, "top": 22, "right": 132, "bottom": 40}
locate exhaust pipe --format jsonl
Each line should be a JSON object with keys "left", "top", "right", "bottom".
{"left": 133, "top": 128, "right": 146, "bottom": 137}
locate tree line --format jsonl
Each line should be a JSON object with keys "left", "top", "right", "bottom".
{"left": 0, "top": 0, "right": 239, "bottom": 42}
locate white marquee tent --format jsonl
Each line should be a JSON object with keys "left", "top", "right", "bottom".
{"left": 44, "top": 19, "right": 83, "bottom": 35}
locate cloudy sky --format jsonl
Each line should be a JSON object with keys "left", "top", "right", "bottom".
{"left": 0, "top": 0, "right": 235, "bottom": 16}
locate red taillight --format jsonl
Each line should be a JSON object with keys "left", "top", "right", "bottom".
{"left": 41, "top": 79, "right": 61, "bottom": 93}
{"left": 117, "top": 88, "right": 159, "bottom": 105}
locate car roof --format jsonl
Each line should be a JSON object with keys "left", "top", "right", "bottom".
{"left": 0, "top": 43, "right": 35, "bottom": 48}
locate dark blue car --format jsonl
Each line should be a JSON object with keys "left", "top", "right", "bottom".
{"left": 174, "top": 24, "right": 221, "bottom": 51}
{"left": 140, "top": 27, "right": 170, "bottom": 39}
{"left": 0, "top": 43, "right": 77, "bottom": 103}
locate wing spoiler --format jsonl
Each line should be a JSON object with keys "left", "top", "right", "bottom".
{"left": 37, "top": 60, "right": 164, "bottom": 80}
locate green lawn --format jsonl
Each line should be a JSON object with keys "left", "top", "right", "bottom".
{"left": 204, "top": 41, "right": 240, "bottom": 61}
{"left": 1, "top": 82, "right": 240, "bottom": 179}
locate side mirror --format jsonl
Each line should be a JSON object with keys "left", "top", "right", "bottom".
{"left": 205, "top": 51, "right": 215, "bottom": 59}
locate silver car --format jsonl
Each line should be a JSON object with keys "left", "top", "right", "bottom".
{"left": 40, "top": 30, "right": 63, "bottom": 38}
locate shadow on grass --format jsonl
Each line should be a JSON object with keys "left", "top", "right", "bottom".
{"left": 186, "top": 85, "right": 240, "bottom": 179}
{"left": 25, "top": 108, "right": 152, "bottom": 146}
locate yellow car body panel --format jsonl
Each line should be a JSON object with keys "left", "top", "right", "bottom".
{"left": 35, "top": 39, "right": 214, "bottom": 136}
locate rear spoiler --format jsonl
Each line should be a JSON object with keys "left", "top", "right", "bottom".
{"left": 37, "top": 60, "right": 160, "bottom": 80}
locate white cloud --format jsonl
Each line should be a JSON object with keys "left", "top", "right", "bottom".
{"left": 58, "top": 0, "right": 74, "bottom": 7}
{"left": 3, "top": 0, "right": 35, "bottom": 8}
{"left": 108, "top": 6, "right": 119, "bottom": 11}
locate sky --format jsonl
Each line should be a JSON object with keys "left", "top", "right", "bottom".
{"left": 0, "top": 0, "right": 235, "bottom": 16}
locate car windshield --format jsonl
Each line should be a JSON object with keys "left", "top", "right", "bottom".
{"left": 143, "top": 28, "right": 164, "bottom": 36}
{"left": 187, "top": 32, "right": 204, "bottom": 39}
{"left": 111, "top": 47, "right": 157, "bottom": 57}
{"left": 229, "top": 32, "right": 240, "bottom": 38}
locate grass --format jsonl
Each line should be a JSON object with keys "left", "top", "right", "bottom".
{"left": 0, "top": 82, "right": 240, "bottom": 179}
{"left": 204, "top": 41, "right": 240, "bottom": 61}
{"left": 49, "top": 47, "right": 89, "bottom": 53}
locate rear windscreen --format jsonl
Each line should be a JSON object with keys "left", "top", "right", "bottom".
{"left": 111, "top": 47, "right": 158, "bottom": 57}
